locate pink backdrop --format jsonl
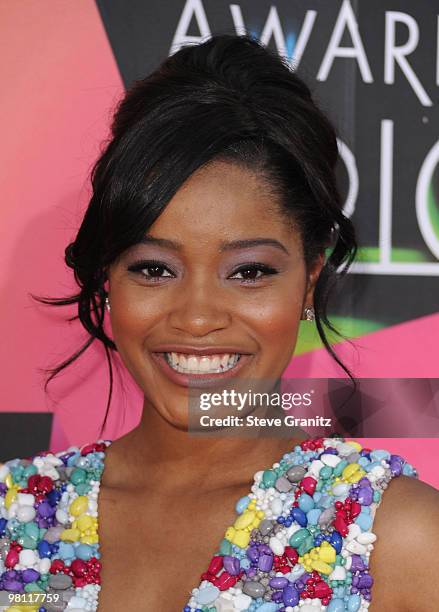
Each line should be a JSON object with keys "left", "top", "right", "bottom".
{"left": 1, "top": 2, "right": 438, "bottom": 487}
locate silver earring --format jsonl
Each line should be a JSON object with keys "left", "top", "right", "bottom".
{"left": 105, "top": 296, "right": 111, "bottom": 312}
{"left": 304, "top": 306, "right": 315, "bottom": 321}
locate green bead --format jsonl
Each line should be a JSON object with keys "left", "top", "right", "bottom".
{"left": 262, "top": 469, "right": 277, "bottom": 488}
{"left": 18, "top": 535, "right": 37, "bottom": 549}
{"left": 76, "top": 482, "right": 91, "bottom": 495}
{"left": 289, "top": 528, "right": 310, "bottom": 548}
{"left": 71, "top": 468, "right": 87, "bottom": 485}
{"left": 23, "top": 464, "right": 38, "bottom": 478}
{"left": 373, "top": 490, "right": 381, "bottom": 502}
{"left": 297, "top": 534, "right": 314, "bottom": 556}
{"left": 219, "top": 538, "right": 232, "bottom": 555}
{"left": 333, "top": 459, "right": 348, "bottom": 476}
{"left": 24, "top": 582, "right": 44, "bottom": 593}
{"left": 316, "top": 480, "right": 324, "bottom": 492}
{"left": 24, "top": 522, "right": 40, "bottom": 540}
{"left": 320, "top": 465, "right": 333, "bottom": 479}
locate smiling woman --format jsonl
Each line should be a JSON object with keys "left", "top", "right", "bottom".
{"left": 2, "top": 34, "right": 439, "bottom": 612}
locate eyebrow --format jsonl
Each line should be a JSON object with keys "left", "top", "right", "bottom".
{"left": 138, "top": 235, "right": 290, "bottom": 255}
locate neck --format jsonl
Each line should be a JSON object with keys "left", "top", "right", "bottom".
{"left": 105, "top": 395, "right": 309, "bottom": 494}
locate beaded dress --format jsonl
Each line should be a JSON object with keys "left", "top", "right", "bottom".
{"left": 0, "top": 437, "right": 417, "bottom": 612}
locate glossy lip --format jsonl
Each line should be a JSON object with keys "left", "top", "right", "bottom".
{"left": 150, "top": 349, "right": 253, "bottom": 389}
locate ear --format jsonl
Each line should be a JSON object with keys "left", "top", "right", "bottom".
{"left": 303, "top": 252, "right": 325, "bottom": 308}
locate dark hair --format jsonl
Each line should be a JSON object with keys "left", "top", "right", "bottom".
{"left": 32, "top": 34, "right": 358, "bottom": 438}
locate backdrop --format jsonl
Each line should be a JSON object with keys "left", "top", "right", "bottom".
{"left": 1, "top": 1, "right": 438, "bottom": 485}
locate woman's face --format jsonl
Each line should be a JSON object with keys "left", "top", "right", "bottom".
{"left": 107, "top": 159, "right": 324, "bottom": 428}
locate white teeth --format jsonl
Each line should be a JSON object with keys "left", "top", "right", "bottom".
{"left": 164, "top": 352, "right": 241, "bottom": 374}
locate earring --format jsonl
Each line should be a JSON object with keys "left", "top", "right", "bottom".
{"left": 105, "top": 296, "right": 111, "bottom": 312}
{"left": 304, "top": 306, "right": 315, "bottom": 321}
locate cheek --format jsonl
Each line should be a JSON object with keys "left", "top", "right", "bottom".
{"left": 243, "top": 288, "right": 304, "bottom": 350}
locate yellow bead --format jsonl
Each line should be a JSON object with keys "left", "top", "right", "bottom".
{"left": 233, "top": 530, "right": 250, "bottom": 548}
{"left": 5, "top": 488, "right": 17, "bottom": 510}
{"left": 60, "top": 528, "right": 81, "bottom": 542}
{"left": 346, "top": 440, "right": 362, "bottom": 451}
{"left": 348, "top": 469, "right": 366, "bottom": 483}
{"left": 69, "top": 496, "right": 89, "bottom": 517}
{"left": 311, "top": 559, "right": 333, "bottom": 574}
{"left": 81, "top": 534, "right": 98, "bottom": 545}
{"left": 234, "top": 510, "right": 255, "bottom": 530}
{"left": 342, "top": 463, "right": 360, "bottom": 480}
{"left": 5, "top": 473, "right": 13, "bottom": 489}
{"left": 76, "top": 514, "right": 94, "bottom": 531}
{"left": 319, "top": 542, "right": 336, "bottom": 563}
{"left": 225, "top": 527, "right": 236, "bottom": 542}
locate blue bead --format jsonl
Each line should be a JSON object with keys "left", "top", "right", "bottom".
{"left": 370, "top": 449, "right": 390, "bottom": 462}
{"left": 235, "top": 495, "right": 250, "bottom": 514}
{"left": 327, "top": 599, "right": 346, "bottom": 612}
{"left": 403, "top": 463, "right": 414, "bottom": 476}
{"left": 330, "top": 530, "right": 343, "bottom": 554}
{"left": 347, "top": 593, "right": 361, "bottom": 611}
{"left": 291, "top": 507, "right": 307, "bottom": 527}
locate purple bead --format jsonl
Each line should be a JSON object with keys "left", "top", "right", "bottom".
{"left": 22, "top": 568, "right": 40, "bottom": 583}
{"left": 390, "top": 456, "right": 403, "bottom": 476}
{"left": 3, "top": 578, "right": 23, "bottom": 592}
{"left": 223, "top": 555, "right": 240, "bottom": 576}
{"left": 271, "top": 590, "right": 283, "bottom": 602}
{"left": 246, "top": 546, "right": 259, "bottom": 562}
{"left": 269, "top": 576, "right": 289, "bottom": 589}
{"left": 358, "top": 574, "right": 373, "bottom": 588}
{"left": 350, "top": 554, "right": 367, "bottom": 572}
{"left": 357, "top": 486, "right": 373, "bottom": 505}
{"left": 259, "top": 544, "right": 272, "bottom": 555}
{"left": 37, "top": 501, "right": 55, "bottom": 518}
{"left": 282, "top": 585, "right": 299, "bottom": 606}
{"left": 258, "top": 553, "right": 273, "bottom": 572}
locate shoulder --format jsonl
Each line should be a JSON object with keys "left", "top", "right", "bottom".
{"left": 370, "top": 473, "right": 439, "bottom": 611}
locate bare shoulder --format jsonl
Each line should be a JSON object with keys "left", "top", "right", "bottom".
{"left": 370, "top": 474, "right": 439, "bottom": 611}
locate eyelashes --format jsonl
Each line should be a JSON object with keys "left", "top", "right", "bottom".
{"left": 126, "top": 259, "right": 279, "bottom": 284}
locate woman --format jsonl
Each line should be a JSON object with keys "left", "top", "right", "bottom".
{"left": 1, "top": 34, "right": 438, "bottom": 612}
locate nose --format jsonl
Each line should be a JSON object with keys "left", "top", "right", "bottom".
{"left": 167, "top": 276, "right": 232, "bottom": 336}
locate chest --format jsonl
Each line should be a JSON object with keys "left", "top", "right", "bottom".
{"left": 95, "top": 484, "right": 247, "bottom": 611}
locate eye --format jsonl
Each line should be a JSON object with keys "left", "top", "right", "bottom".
{"left": 127, "top": 259, "right": 175, "bottom": 282}
{"left": 229, "top": 263, "right": 279, "bottom": 283}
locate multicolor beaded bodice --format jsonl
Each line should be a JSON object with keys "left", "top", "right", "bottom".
{"left": 0, "top": 437, "right": 417, "bottom": 612}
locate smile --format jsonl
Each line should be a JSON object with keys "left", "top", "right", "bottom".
{"left": 165, "top": 352, "right": 240, "bottom": 374}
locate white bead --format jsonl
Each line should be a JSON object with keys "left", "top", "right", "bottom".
{"left": 16, "top": 505, "right": 36, "bottom": 523}
{"left": 329, "top": 565, "right": 346, "bottom": 581}
{"left": 346, "top": 540, "right": 367, "bottom": 554}
{"left": 39, "top": 557, "right": 51, "bottom": 574}
{"left": 357, "top": 531, "right": 377, "bottom": 544}
{"left": 346, "top": 523, "right": 361, "bottom": 541}
{"left": 16, "top": 493, "right": 35, "bottom": 506}
{"left": 19, "top": 549, "right": 37, "bottom": 567}
{"left": 320, "top": 453, "right": 341, "bottom": 467}
{"left": 269, "top": 536, "right": 285, "bottom": 556}
{"left": 0, "top": 465, "right": 10, "bottom": 482}
{"left": 55, "top": 509, "right": 69, "bottom": 524}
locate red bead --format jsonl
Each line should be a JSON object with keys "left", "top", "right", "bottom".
{"left": 50, "top": 559, "right": 65, "bottom": 573}
{"left": 71, "top": 559, "right": 87, "bottom": 577}
{"left": 350, "top": 501, "right": 361, "bottom": 518}
{"left": 27, "top": 475, "right": 41, "bottom": 491}
{"left": 300, "top": 476, "right": 317, "bottom": 496}
{"left": 334, "top": 514, "right": 348, "bottom": 536}
{"left": 5, "top": 548, "right": 19, "bottom": 568}
{"left": 214, "top": 571, "right": 239, "bottom": 591}
{"left": 284, "top": 546, "right": 298, "bottom": 565}
{"left": 207, "top": 555, "right": 223, "bottom": 576}
{"left": 37, "top": 476, "right": 53, "bottom": 493}
{"left": 314, "top": 581, "right": 331, "bottom": 598}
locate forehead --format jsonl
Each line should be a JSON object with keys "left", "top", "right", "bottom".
{"left": 149, "top": 159, "right": 297, "bottom": 241}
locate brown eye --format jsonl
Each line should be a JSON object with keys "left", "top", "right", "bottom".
{"left": 230, "top": 263, "right": 278, "bottom": 283}
{"left": 127, "top": 260, "right": 174, "bottom": 281}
